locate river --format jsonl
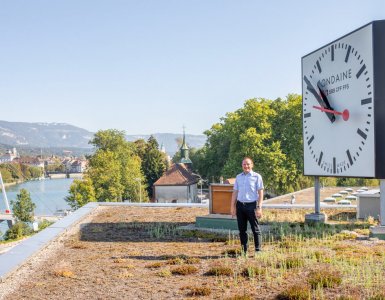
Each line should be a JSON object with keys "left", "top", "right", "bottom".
{"left": 0, "top": 178, "right": 74, "bottom": 236}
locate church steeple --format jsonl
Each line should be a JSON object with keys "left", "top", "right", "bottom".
{"left": 180, "top": 126, "right": 192, "bottom": 164}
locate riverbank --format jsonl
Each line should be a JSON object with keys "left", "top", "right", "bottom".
{"left": 48, "top": 173, "right": 83, "bottom": 179}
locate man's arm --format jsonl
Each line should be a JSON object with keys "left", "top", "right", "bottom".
{"left": 231, "top": 190, "right": 238, "bottom": 217}
{"left": 256, "top": 189, "right": 264, "bottom": 218}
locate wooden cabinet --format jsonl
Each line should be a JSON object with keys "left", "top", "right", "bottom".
{"left": 210, "top": 184, "right": 234, "bottom": 214}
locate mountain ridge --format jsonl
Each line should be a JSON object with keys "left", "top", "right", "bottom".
{"left": 0, "top": 120, "right": 206, "bottom": 155}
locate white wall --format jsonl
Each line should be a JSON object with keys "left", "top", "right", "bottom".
{"left": 155, "top": 184, "right": 198, "bottom": 203}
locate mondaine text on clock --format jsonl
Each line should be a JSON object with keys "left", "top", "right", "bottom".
{"left": 319, "top": 68, "right": 352, "bottom": 87}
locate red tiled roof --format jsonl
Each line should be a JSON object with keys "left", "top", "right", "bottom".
{"left": 224, "top": 178, "right": 236, "bottom": 184}
{"left": 154, "top": 163, "right": 199, "bottom": 186}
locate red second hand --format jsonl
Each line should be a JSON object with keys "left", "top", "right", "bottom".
{"left": 313, "top": 105, "right": 349, "bottom": 121}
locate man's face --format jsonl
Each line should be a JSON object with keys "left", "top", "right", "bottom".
{"left": 242, "top": 159, "right": 253, "bottom": 173}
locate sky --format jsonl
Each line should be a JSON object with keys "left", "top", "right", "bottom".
{"left": 1, "top": 0, "right": 384, "bottom": 135}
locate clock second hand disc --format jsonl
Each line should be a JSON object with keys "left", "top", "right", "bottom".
{"left": 313, "top": 105, "right": 350, "bottom": 121}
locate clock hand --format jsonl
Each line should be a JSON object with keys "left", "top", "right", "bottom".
{"left": 304, "top": 76, "right": 335, "bottom": 122}
{"left": 313, "top": 106, "right": 350, "bottom": 121}
{"left": 317, "top": 81, "right": 333, "bottom": 110}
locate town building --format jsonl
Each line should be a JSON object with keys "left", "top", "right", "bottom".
{"left": 0, "top": 148, "right": 18, "bottom": 163}
{"left": 153, "top": 130, "right": 199, "bottom": 203}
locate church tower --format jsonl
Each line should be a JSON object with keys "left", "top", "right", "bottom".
{"left": 180, "top": 127, "right": 192, "bottom": 164}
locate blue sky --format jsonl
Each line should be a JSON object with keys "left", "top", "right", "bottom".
{"left": 0, "top": 1, "right": 384, "bottom": 135}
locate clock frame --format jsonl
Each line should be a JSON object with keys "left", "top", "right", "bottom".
{"left": 302, "top": 20, "right": 385, "bottom": 178}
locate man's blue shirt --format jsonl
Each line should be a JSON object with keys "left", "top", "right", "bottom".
{"left": 234, "top": 171, "right": 264, "bottom": 203}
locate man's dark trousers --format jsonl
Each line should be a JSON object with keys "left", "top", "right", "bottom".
{"left": 236, "top": 200, "right": 261, "bottom": 252}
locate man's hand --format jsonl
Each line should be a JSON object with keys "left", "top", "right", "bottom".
{"left": 255, "top": 207, "right": 262, "bottom": 218}
{"left": 231, "top": 206, "right": 236, "bottom": 218}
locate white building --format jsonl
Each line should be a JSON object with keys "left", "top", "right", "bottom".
{"left": 153, "top": 130, "right": 200, "bottom": 203}
{"left": 153, "top": 163, "right": 199, "bottom": 203}
{"left": 0, "top": 148, "right": 18, "bottom": 163}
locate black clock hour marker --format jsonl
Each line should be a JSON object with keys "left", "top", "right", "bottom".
{"left": 357, "top": 128, "right": 367, "bottom": 140}
{"left": 316, "top": 61, "right": 322, "bottom": 73}
{"left": 333, "top": 157, "right": 336, "bottom": 174}
{"left": 361, "top": 98, "right": 372, "bottom": 105}
{"left": 318, "top": 151, "right": 323, "bottom": 166}
{"left": 346, "top": 150, "right": 353, "bottom": 166}
{"left": 304, "top": 113, "right": 311, "bottom": 118}
{"left": 308, "top": 135, "right": 314, "bottom": 145}
{"left": 356, "top": 64, "right": 366, "bottom": 78}
{"left": 345, "top": 45, "right": 351, "bottom": 63}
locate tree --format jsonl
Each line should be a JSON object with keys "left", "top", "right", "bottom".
{"left": 67, "top": 129, "right": 148, "bottom": 207}
{"left": 141, "top": 136, "right": 166, "bottom": 198}
{"left": 65, "top": 177, "right": 96, "bottom": 209}
{"left": 191, "top": 97, "right": 301, "bottom": 194}
{"left": 11, "top": 188, "right": 36, "bottom": 223}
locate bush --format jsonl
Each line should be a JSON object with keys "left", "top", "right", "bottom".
{"left": 171, "top": 265, "right": 198, "bottom": 275}
{"left": 38, "top": 219, "right": 53, "bottom": 231}
{"left": 276, "top": 283, "right": 311, "bottom": 300}
{"left": 186, "top": 286, "right": 211, "bottom": 296}
{"left": 4, "top": 222, "right": 32, "bottom": 240}
{"left": 205, "top": 266, "right": 233, "bottom": 276}
{"left": 308, "top": 267, "right": 342, "bottom": 288}
{"left": 241, "top": 266, "right": 265, "bottom": 278}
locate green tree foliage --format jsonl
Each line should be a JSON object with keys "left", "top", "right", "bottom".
{"left": 66, "top": 129, "right": 147, "bottom": 208}
{"left": 65, "top": 177, "right": 96, "bottom": 209}
{"left": 141, "top": 136, "right": 166, "bottom": 198}
{"left": 0, "top": 163, "right": 43, "bottom": 183}
{"left": 45, "top": 163, "right": 66, "bottom": 173}
{"left": 11, "top": 188, "right": 36, "bottom": 223}
{"left": 4, "top": 221, "right": 32, "bottom": 240}
{"left": 192, "top": 94, "right": 377, "bottom": 195}
{"left": 196, "top": 97, "right": 297, "bottom": 195}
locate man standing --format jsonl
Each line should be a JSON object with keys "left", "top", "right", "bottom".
{"left": 231, "top": 157, "right": 264, "bottom": 255}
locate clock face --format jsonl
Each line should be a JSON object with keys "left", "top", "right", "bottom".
{"left": 302, "top": 24, "right": 374, "bottom": 177}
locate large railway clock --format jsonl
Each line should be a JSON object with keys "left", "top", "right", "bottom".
{"left": 302, "top": 20, "right": 385, "bottom": 178}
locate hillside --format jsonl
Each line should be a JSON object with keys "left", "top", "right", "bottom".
{"left": 0, "top": 121, "right": 206, "bottom": 156}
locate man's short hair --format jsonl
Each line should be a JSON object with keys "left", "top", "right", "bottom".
{"left": 243, "top": 157, "right": 254, "bottom": 164}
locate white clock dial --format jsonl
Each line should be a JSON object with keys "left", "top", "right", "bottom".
{"left": 302, "top": 24, "right": 374, "bottom": 177}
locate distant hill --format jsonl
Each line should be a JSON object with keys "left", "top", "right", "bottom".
{"left": 0, "top": 120, "right": 93, "bottom": 148}
{"left": 0, "top": 121, "right": 206, "bottom": 156}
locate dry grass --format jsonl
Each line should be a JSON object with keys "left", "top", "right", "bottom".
{"left": 52, "top": 269, "right": 76, "bottom": 279}
{"left": 205, "top": 265, "right": 233, "bottom": 276}
{"left": 171, "top": 265, "right": 198, "bottom": 275}
{"left": 276, "top": 283, "right": 312, "bottom": 300}
{"left": 2, "top": 205, "right": 385, "bottom": 300}
{"left": 308, "top": 266, "right": 343, "bottom": 288}
{"left": 182, "top": 285, "right": 212, "bottom": 296}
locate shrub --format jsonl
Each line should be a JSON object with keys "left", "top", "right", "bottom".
{"left": 276, "top": 283, "right": 311, "bottom": 300}
{"left": 368, "top": 291, "right": 385, "bottom": 300}
{"left": 4, "top": 222, "right": 32, "bottom": 240}
{"left": 281, "top": 256, "right": 305, "bottom": 269}
{"left": 186, "top": 286, "right": 211, "bottom": 296}
{"left": 157, "top": 269, "right": 172, "bottom": 277}
{"left": 185, "top": 257, "right": 201, "bottom": 264}
{"left": 205, "top": 266, "right": 233, "bottom": 276}
{"left": 53, "top": 269, "right": 76, "bottom": 278}
{"left": 225, "top": 295, "right": 253, "bottom": 300}
{"left": 241, "top": 266, "right": 265, "bottom": 278}
{"left": 171, "top": 265, "right": 198, "bottom": 275}
{"left": 145, "top": 262, "right": 163, "bottom": 268}
{"left": 38, "top": 219, "right": 53, "bottom": 231}
{"left": 166, "top": 257, "right": 185, "bottom": 265}
{"left": 222, "top": 248, "right": 241, "bottom": 257}
{"left": 308, "top": 267, "right": 342, "bottom": 288}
